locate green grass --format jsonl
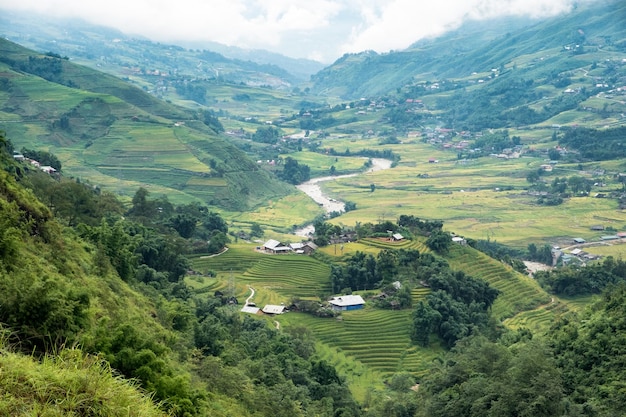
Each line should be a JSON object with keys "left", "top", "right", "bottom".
{"left": 241, "top": 255, "right": 331, "bottom": 299}
{"left": 226, "top": 193, "right": 323, "bottom": 233}
{"left": 447, "top": 244, "right": 551, "bottom": 320}
{"left": 282, "top": 151, "right": 369, "bottom": 176}
{"left": 278, "top": 310, "right": 443, "bottom": 383}
{"left": 189, "top": 243, "right": 330, "bottom": 305}
{"left": 0, "top": 345, "right": 167, "bottom": 417}
{"left": 503, "top": 299, "right": 568, "bottom": 333}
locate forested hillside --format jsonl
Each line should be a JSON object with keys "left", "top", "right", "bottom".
{"left": 0, "top": 8, "right": 317, "bottom": 85}
{"left": 4, "top": 126, "right": 626, "bottom": 415}
{"left": 2, "top": 2, "right": 626, "bottom": 415}
{"left": 0, "top": 38, "right": 292, "bottom": 211}
{"left": 0, "top": 134, "right": 359, "bottom": 416}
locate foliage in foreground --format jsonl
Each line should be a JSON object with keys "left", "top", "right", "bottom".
{"left": 0, "top": 134, "right": 359, "bottom": 416}
{"left": 0, "top": 342, "right": 167, "bottom": 417}
{"left": 363, "top": 283, "right": 626, "bottom": 417}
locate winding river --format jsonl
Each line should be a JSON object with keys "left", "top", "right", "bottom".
{"left": 294, "top": 158, "right": 392, "bottom": 236}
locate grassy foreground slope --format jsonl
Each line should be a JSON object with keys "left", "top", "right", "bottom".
{"left": 0, "top": 345, "right": 166, "bottom": 417}
{"left": 0, "top": 38, "right": 292, "bottom": 210}
{"left": 0, "top": 154, "right": 258, "bottom": 416}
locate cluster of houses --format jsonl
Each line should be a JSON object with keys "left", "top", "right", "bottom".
{"left": 555, "top": 231, "right": 626, "bottom": 265}
{"left": 241, "top": 294, "right": 366, "bottom": 317}
{"left": 12, "top": 152, "right": 58, "bottom": 174}
{"left": 260, "top": 239, "right": 318, "bottom": 254}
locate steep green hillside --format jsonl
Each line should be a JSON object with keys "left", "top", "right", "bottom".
{"left": 311, "top": 0, "right": 626, "bottom": 99}
{"left": 0, "top": 345, "right": 167, "bottom": 417}
{"left": 0, "top": 137, "right": 360, "bottom": 417}
{"left": 0, "top": 38, "right": 292, "bottom": 210}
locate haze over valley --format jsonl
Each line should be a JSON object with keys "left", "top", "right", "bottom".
{"left": 1, "top": 1, "right": 626, "bottom": 416}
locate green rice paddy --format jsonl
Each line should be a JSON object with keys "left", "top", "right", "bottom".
{"left": 189, "top": 237, "right": 571, "bottom": 399}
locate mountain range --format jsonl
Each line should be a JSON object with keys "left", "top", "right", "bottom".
{"left": 0, "top": 0, "right": 625, "bottom": 216}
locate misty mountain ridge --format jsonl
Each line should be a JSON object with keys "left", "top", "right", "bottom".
{"left": 311, "top": 0, "right": 626, "bottom": 98}
{"left": 0, "top": 8, "right": 319, "bottom": 87}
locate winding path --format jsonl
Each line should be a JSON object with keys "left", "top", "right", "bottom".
{"left": 245, "top": 286, "right": 255, "bottom": 305}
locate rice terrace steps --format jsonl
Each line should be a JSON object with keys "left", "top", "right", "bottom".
{"left": 190, "top": 238, "right": 572, "bottom": 397}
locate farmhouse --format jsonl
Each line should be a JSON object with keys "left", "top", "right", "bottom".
{"left": 452, "top": 236, "right": 467, "bottom": 245}
{"left": 572, "top": 237, "right": 586, "bottom": 244}
{"left": 262, "top": 239, "right": 292, "bottom": 253}
{"left": 290, "top": 242, "right": 305, "bottom": 253}
{"left": 262, "top": 305, "right": 286, "bottom": 315}
{"left": 329, "top": 295, "right": 365, "bottom": 311}
{"left": 392, "top": 233, "right": 404, "bottom": 241}
{"left": 302, "top": 241, "right": 318, "bottom": 254}
{"left": 240, "top": 305, "right": 260, "bottom": 314}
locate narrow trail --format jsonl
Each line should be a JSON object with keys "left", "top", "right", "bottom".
{"left": 199, "top": 246, "right": 229, "bottom": 258}
{"left": 245, "top": 286, "right": 255, "bottom": 305}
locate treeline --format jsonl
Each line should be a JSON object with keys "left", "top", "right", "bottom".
{"left": 324, "top": 147, "right": 399, "bottom": 162}
{"left": 411, "top": 269, "right": 499, "bottom": 348}
{"left": 329, "top": 248, "right": 422, "bottom": 294}
{"left": 559, "top": 126, "right": 626, "bottom": 160}
{"left": 366, "top": 283, "right": 626, "bottom": 417}
{"left": 16, "top": 55, "right": 76, "bottom": 87}
{"left": 19, "top": 147, "right": 63, "bottom": 171}
{"left": 278, "top": 156, "right": 311, "bottom": 184}
{"left": 535, "top": 256, "right": 626, "bottom": 296}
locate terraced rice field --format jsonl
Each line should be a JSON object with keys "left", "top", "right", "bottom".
{"left": 190, "top": 244, "right": 331, "bottom": 304}
{"left": 411, "top": 287, "right": 431, "bottom": 303}
{"left": 279, "top": 310, "right": 441, "bottom": 379}
{"left": 241, "top": 256, "right": 331, "bottom": 299}
{"left": 503, "top": 298, "right": 569, "bottom": 333}
{"left": 447, "top": 244, "right": 551, "bottom": 320}
{"left": 356, "top": 237, "right": 431, "bottom": 255}
{"left": 189, "top": 237, "right": 565, "bottom": 386}
{"left": 190, "top": 245, "right": 263, "bottom": 274}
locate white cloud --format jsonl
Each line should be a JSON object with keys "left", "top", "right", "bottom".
{"left": 0, "top": 0, "right": 597, "bottom": 63}
{"left": 338, "top": 0, "right": 593, "bottom": 56}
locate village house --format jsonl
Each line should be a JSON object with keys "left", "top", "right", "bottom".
{"left": 329, "top": 295, "right": 365, "bottom": 311}
{"left": 262, "top": 305, "right": 286, "bottom": 315}
{"left": 302, "top": 241, "right": 318, "bottom": 254}
{"left": 240, "top": 305, "right": 260, "bottom": 314}
{"left": 262, "top": 239, "right": 292, "bottom": 253}
{"left": 452, "top": 236, "right": 467, "bottom": 245}
{"left": 262, "top": 239, "right": 318, "bottom": 255}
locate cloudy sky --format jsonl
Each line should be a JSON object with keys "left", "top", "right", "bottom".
{"left": 0, "top": 0, "right": 592, "bottom": 63}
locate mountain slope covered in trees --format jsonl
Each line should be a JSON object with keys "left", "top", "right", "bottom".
{"left": 0, "top": 134, "right": 360, "bottom": 416}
